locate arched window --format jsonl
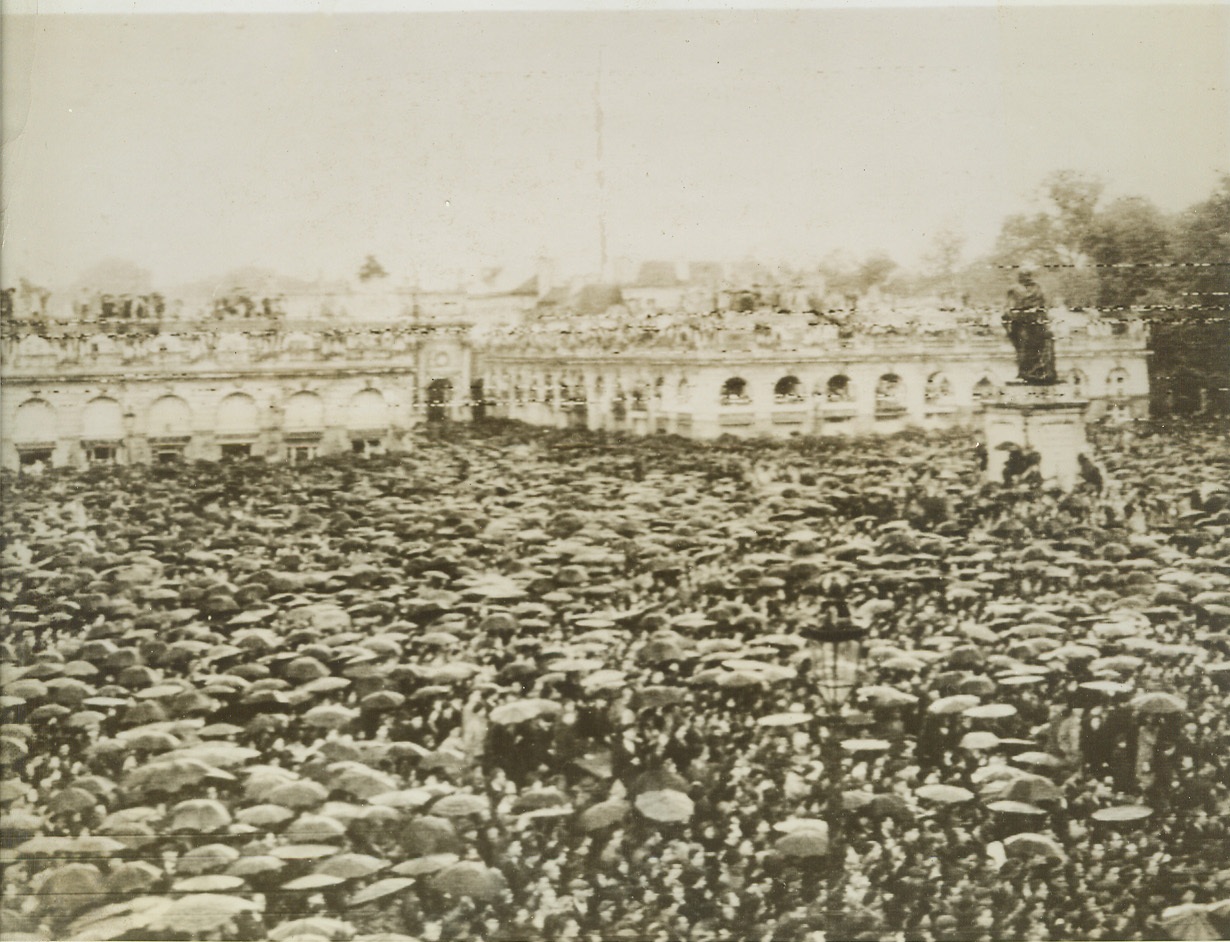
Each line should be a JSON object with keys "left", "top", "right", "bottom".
{"left": 284, "top": 391, "right": 325, "bottom": 432}
{"left": 826, "top": 375, "right": 851, "bottom": 402}
{"left": 1068, "top": 370, "right": 1087, "bottom": 396}
{"left": 972, "top": 376, "right": 995, "bottom": 402}
{"left": 925, "top": 372, "right": 953, "bottom": 404}
{"left": 875, "top": 374, "right": 905, "bottom": 416}
{"left": 82, "top": 397, "right": 125, "bottom": 441}
{"left": 217, "top": 393, "right": 260, "bottom": 438}
{"left": 1107, "top": 368, "right": 1129, "bottom": 398}
{"left": 721, "top": 377, "right": 749, "bottom": 405}
{"left": 774, "top": 375, "right": 803, "bottom": 404}
{"left": 12, "top": 399, "right": 57, "bottom": 445}
{"left": 348, "top": 388, "right": 389, "bottom": 431}
{"left": 148, "top": 395, "right": 193, "bottom": 438}
{"left": 677, "top": 377, "right": 691, "bottom": 404}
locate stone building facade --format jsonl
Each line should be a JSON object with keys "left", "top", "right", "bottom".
{"left": 1, "top": 314, "right": 1149, "bottom": 469}
{"left": 1, "top": 320, "right": 471, "bottom": 470}
{"left": 478, "top": 323, "right": 1150, "bottom": 439}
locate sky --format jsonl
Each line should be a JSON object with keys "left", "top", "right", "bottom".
{"left": 2, "top": 5, "right": 1227, "bottom": 291}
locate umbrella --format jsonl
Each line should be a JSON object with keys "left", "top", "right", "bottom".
{"left": 775, "top": 826, "right": 830, "bottom": 858}
{"left": 986, "top": 800, "right": 1047, "bottom": 816}
{"left": 1158, "top": 904, "right": 1220, "bottom": 941}
{"left": 283, "top": 873, "right": 348, "bottom": 891}
{"left": 265, "top": 779, "right": 329, "bottom": 809}
{"left": 857, "top": 685, "right": 917, "bottom": 708}
{"left": 389, "top": 853, "right": 460, "bottom": 877}
{"left": 173, "top": 874, "right": 248, "bottom": 893}
{"left": 995, "top": 777, "right": 1064, "bottom": 804}
{"left": 430, "top": 861, "right": 507, "bottom": 900}
{"left": 929, "top": 695, "right": 980, "bottom": 715}
{"left": 269, "top": 917, "right": 358, "bottom": 941}
{"left": 147, "top": 894, "right": 262, "bottom": 935}
{"left": 1091, "top": 805, "right": 1153, "bottom": 823}
{"left": 959, "top": 731, "right": 1000, "bottom": 751}
{"left": 915, "top": 784, "right": 975, "bottom": 804}
{"left": 1130, "top": 692, "right": 1186, "bottom": 714}
{"left": 177, "top": 844, "right": 241, "bottom": 874}
{"left": 1004, "top": 832, "right": 1066, "bottom": 861}
{"left": 270, "top": 843, "right": 346, "bottom": 860}
{"left": 315, "top": 854, "right": 390, "bottom": 881}
{"left": 579, "top": 798, "right": 631, "bottom": 831}
{"left": 431, "top": 794, "right": 490, "bottom": 818}
{"left": 758, "top": 712, "right": 814, "bottom": 727}
{"left": 635, "top": 789, "right": 694, "bottom": 823}
{"left": 170, "top": 798, "right": 232, "bottom": 833}
{"left": 303, "top": 704, "right": 360, "bottom": 729}
{"left": 963, "top": 703, "right": 1017, "bottom": 720}
{"left": 488, "top": 698, "right": 561, "bottom": 726}
{"left": 326, "top": 763, "right": 398, "bottom": 800}
{"left": 106, "top": 860, "right": 164, "bottom": 895}
{"left": 348, "top": 876, "right": 416, "bottom": 906}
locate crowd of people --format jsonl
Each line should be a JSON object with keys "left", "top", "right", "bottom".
{"left": 481, "top": 303, "right": 1138, "bottom": 358}
{"left": 1, "top": 418, "right": 1228, "bottom": 941}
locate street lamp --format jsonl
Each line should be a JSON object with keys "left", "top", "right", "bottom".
{"left": 806, "top": 623, "right": 868, "bottom": 939}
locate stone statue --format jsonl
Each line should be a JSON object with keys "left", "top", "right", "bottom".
{"left": 1002, "top": 268, "right": 1057, "bottom": 385}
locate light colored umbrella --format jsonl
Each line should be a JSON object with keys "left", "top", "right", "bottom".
{"left": 389, "top": 853, "right": 460, "bottom": 877}
{"left": 172, "top": 874, "right": 247, "bottom": 893}
{"left": 929, "top": 695, "right": 981, "bottom": 715}
{"left": 489, "top": 698, "right": 561, "bottom": 726}
{"left": 1130, "top": 692, "right": 1187, "bottom": 715}
{"left": 959, "top": 731, "right": 1000, "bottom": 751}
{"left": 758, "top": 712, "right": 814, "bottom": 727}
{"left": 857, "top": 685, "right": 917, "bottom": 708}
{"left": 1091, "top": 805, "right": 1153, "bottom": 823}
{"left": 986, "top": 800, "right": 1048, "bottom": 816}
{"left": 915, "top": 784, "right": 975, "bottom": 804}
{"left": 303, "top": 704, "right": 360, "bottom": 729}
{"left": 315, "top": 854, "right": 389, "bottom": 880}
{"left": 1159, "top": 903, "right": 1221, "bottom": 941}
{"left": 147, "top": 894, "right": 262, "bottom": 935}
{"left": 963, "top": 703, "right": 1017, "bottom": 720}
{"left": 170, "top": 798, "right": 232, "bottom": 833}
{"left": 283, "top": 873, "right": 348, "bottom": 891}
{"left": 269, "top": 917, "right": 358, "bottom": 941}
{"left": 349, "top": 876, "right": 416, "bottom": 906}
{"left": 635, "top": 789, "right": 694, "bottom": 823}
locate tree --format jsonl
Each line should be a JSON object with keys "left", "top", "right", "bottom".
{"left": 358, "top": 255, "right": 388, "bottom": 282}
{"left": 855, "top": 253, "right": 898, "bottom": 296}
{"left": 1082, "top": 196, "right": 1172, "bottom": 310}
{"left": 922, "top": 228, "right": 966, "bottom": 300}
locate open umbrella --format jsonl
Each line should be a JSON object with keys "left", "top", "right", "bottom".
{"left": 1130, "top": 692, "right": 1186, "bottom": 715}
{"left": 488, "top": 698, "right": 561, "bottom": 726}
{"left": 915, "top": 784, "right": 975, "bottom": 804}
{"left": 1003, "top": 832, "right": 1066, "bottom": 861}
{"left": 775, "top": 825, "right": 830, "bottom": 858}
{"left": 430, "top": 861, "right": 507, "bottom": 899}
{"left": 635, "top": 789, "right": 694, "bottom": 823}
{"left": 1159, "top": 904, "right": 1221, "bottom": 941}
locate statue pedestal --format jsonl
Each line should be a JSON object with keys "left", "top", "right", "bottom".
{"left": 984, "top": 383, "right": 1090, "bottom": 490}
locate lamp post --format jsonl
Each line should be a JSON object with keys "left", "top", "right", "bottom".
{"left": 807, "top": 623, "right": 868, "bottom": 939}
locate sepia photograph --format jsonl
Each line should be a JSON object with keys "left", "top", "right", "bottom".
{"left": 1, "top": 1, "right": 1228, "bottom": 940}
